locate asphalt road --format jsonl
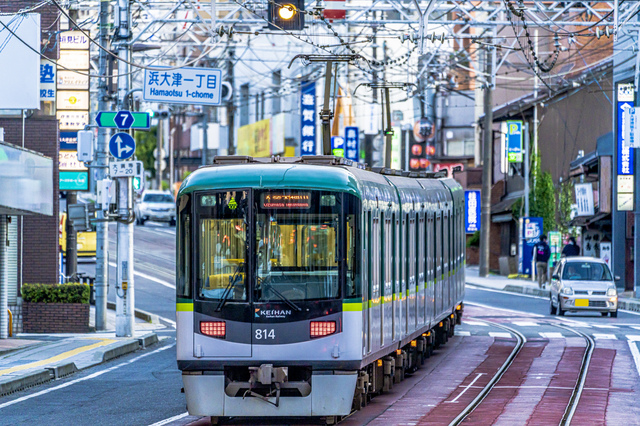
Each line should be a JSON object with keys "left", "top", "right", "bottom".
{"left": 4, "top": 224, "right": 640, "bottom": 425}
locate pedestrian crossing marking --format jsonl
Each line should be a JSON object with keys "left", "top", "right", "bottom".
{"left": 511, "top": 321, "right": 539, "bottom": 327}
{"left": 593, "top": 333, "right": 617, "bottom": 340}
{"left": 539, "top": 332, "right": 564, "bottom": 339}
{"left": 455, "top": 331, "right": 471, "bottom": 337}
{"left": 463, "top": 321, "right": 488, "bottom": 326}
{"left": 626, "top": 335, "right": 640, "bottom": 342}
{"left": 592, "top": 324, "right": 618, "bottom": 329}
{"left": 489, "top": 332, "right": 512, "bottom": 338}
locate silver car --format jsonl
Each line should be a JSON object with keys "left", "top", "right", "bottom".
{"left": 135, "top": 190, "right": 176, "bottom": 226}
{"left": 549, "top": 257, "right": 618, "bottom": 317}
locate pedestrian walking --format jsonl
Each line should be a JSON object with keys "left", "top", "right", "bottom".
{"left": 561, "top": 236, "right": 580, "bottom": 257}
{"left": 534, "top": 234, "right": 551, "bottom": 288}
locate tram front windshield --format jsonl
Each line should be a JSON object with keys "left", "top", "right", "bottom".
{"left": 255, "top": 190, "right": 341, "bottom": 302}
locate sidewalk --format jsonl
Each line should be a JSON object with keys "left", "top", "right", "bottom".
{"left": 0, "top": 306, "right": 164, "bottom": 397}
{"left": 465, "top": 265, "right": 640, "bottom": 312}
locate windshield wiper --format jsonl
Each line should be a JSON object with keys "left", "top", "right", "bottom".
{"left": 215, "top": 262, "right": 244, "bottom": 311}
{"left": 263, "top": 279, "right": 302, "bottom": 312}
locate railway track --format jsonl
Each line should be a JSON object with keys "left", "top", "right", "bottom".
{"left": 449, "top": 320, "right": 595, "bottom": 426}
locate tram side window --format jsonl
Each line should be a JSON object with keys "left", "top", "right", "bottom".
{"left": 346, "top": 195, "right": 361, "bottom": 298}
{"left": 177, "top": 195, "right": 191, "bottom": 298}
{"left": 196, "top": 191, "right": 248, "bottom": 301}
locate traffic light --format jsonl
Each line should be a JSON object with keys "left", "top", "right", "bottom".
{"left": 268, "top": 0, "right": 304, "bottom": 31}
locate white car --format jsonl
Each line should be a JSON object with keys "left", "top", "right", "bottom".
{"left": 135, "top": 190, "right": 176, "bottom": 226}
{"left": 549, "top": 256, "right": 619, "bottom": 317}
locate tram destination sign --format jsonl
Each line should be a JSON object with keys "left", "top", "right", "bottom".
{"left": 260, "top": 192, "right": 311, "bottom": 209}
{"left": 143, "top": 66, "right": 223, "bottom": 106}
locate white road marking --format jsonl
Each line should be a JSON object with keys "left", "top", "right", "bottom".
{"left": 489, "top": 332, "right": 512, "bottom": 338}
{"left": 592, "top": 333, "right": 617, "bottom": 340}
{"left": 631, "top": 326, "right": 640, "bottom": 331}
{"left": 627, "top": 340, "right": 640, "bottom": 378}
{"left": 539, "top": 332, "right": 564, "bottom": 339}
{"left": 445, "top": 373, "right": 484, "bottom": 403}
{"left": 592, "top": 324, "right": 618, "bottom": 329}
{"left": 455, "top": 331, "right": 471, "bottom": 337}
{"left": 462, "top": 320, "right": 488, "bottom": 326}
{"left": 559, "top": 320, "right": 592, "bottom": 328}
{"left": 511, "top": 321, "right": 539, "bottom": 327}
{"left": 465, "top": 284, "right": 546, "bottom": 300}
{"left": 0, "top": 343, "right": 175, "bottom": 409}
{"left": 148, "top": 412, "right": 190, "bottom": 426}
{"left": 464, "top": 302, "right": 545, "bottom": 318}
{"left": 626, "top": 335, "right": 640, "bottom": 342}
{"left": 161, "top": 317, "right": 176, "bottom": 328}
{"left": 108, "top": 262, "right": 175, "bottom": 289}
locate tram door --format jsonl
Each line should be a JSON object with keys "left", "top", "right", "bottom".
{"left": 364, "top": 211, "right": 371, "bottom": 354}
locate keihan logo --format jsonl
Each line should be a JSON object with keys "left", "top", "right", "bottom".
{"left": 255, "top": 309, "right": 291, "bottom": 318}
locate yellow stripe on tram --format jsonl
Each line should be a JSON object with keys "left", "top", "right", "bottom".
{"left": 343, "top": 302, "right": 363, "bottom": 312}
{"left": 177, "top": 303, "right": 194, "bottom": 312}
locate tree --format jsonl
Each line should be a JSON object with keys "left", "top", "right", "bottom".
{"left": 529, "top": 150, "right": 557, "bottom": 234}
{"left": 134, "top": 127, "right": 157, "bottom": 178}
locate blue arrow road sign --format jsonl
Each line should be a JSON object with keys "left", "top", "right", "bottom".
{"left": 109, "top": 132, "right": 136, "bottom": 160}
{"left": 115, "top": 111, "right": 134, "bottom": 129}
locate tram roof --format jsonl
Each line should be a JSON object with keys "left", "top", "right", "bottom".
{"left": 178, "top": 161, "right": 362, "bottom": 198}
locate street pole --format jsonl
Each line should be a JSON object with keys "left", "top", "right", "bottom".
{"left": 524, "top": 122, "right": 530, "bottom": 217}
{"left": 384, "top": 87, "right": 393, "bottom": 168}
{"left": 201, "top": 107, "right": 209, "bottom": 166}
{"left": 226, "top": 47, "right": 235, "bottom": 155}
{"left": 479, "top": 41, "right": 494, "bottom": 277}
{"left": 115, "top": 0, "right": 134, "bottom": 337}
{"left": 94, "top": 0, "right": 110, "bottom": 330}
{"left": 156, "top": 117, "right": 163, "bottom": 189}
{"left": 0, "top": 216, "right": 7, "bottom": 339}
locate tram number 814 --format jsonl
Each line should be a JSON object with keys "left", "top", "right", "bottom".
{"left": 255, "top": 329, "right": 276, "bottom": 340}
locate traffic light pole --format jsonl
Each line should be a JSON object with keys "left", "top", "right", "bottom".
{"left": 115, "top": 0, "right": 135, "bottom": 337}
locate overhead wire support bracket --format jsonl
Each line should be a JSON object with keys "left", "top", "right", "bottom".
{"left": 354, "top": 82, "right": 417, "bottom": 168}
{"left": 289, "top": 54, "right": 367, "bottom": 156}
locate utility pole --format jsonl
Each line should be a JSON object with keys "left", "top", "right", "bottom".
{"left": 524, "top": 122, "right": 530, "bottom": 217}
{"left": 94, "top": 0, "right": 110, "bottom": 330}
{"left": 479, "top": 39, "right": 495, "bottom": 277}
{"left": 365, "top": 25, "right": 378, "bottom": 167}
{"left": 65, "top": 1, "right": 79, "bottom": 280}
{"left": 115, "top": 0, "right": 135, "bottom": 337}
{"left": 201, "top": 107, "right": 209, "bottom": 166}
{"left": 226, "top": 47, "right": 235, "bottom": 155}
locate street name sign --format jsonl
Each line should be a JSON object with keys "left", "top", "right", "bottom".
{"left": 143, "top": 66, "right": 223, "bottom": 106}
{"left": 109, "top": 132, "right": 136, "bottom": 160}
{"left": 96, "top": 111, "right": 150, "bottom": 129}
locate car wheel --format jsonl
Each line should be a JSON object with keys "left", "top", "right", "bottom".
{"left": 169, "top": 218, "right": 176, "bottom": 227}
{"left": 601, "top": 312, "right": 608, "bottom": 317}
{"left": 549, "top": 297, "right": 557, "bottom": 315}
{"left": 139, "top": 217, "right": 146, "bottom": 225}
{"left": 610, "top": 311, "right": 618, "bottom": 318}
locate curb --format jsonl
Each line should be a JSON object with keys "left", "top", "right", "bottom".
{"left": 468, "top": 281, "right": 640, "bottom": 312}
{"left": 0, "top": 369, "right": 52, "bottom": 396}
{"left": 106, "top": 302, "right": 159, "bottom": 324}
{"left": 0, "top": 332, "right": 159, "bottom": 396}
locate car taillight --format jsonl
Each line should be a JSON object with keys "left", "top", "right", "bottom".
{"left": 200, "top": 321, "right": 225, "bottom": 338}
{"left": 310, "top": 321, "right": 336, "bottom": 338}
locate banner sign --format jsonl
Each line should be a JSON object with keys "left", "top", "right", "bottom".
{"left": 575, "top": 183, "right": 595, "bottom": 216}
{"left": 617, "top": 83, "right": 634, "bottom": 176}
{"left": 344, "top": 126, "right": 359, "bottom": 162}
{"left": 519, "top": 216, "right": 543, "bottom": 276}
{"left": 300, "top": 82, "right": 317, "bottom": 156}
{"left": 506, "top": 120, "right": 523, "bottom": 163}
{"left": 465, "top": 190, "right": 480, "bottom": 233}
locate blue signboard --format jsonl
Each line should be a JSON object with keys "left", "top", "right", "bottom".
{"left": 60, "top": 131, "right": 78, "bottom": 151}
{"left": 618, "top": 101, "right": 634, "bottom": 175}
{"left": 519, "top": 216, "right": 543, "bottom": 276}
{"left": 60, "top": 170, "right": 89, "bottom": 191}
{"left": 465, "top": 190, "right": 480, "bottom": 233}
{"left": 109, "top": 132, "right": 136, "bottom": 160}
{"left": 506, "top": 120, "right": 523, "bottom": 163}
{"left": 331, "top": 136, "right": 345, "bottom": 157}
{"left": 344, "top": 126, "right": 359, "bottom": 162}
{"left": 143, "top": 66, "right": 223, "bottom": 106}
{"left": 300, "top": 82, "right": 316, "bottom": 156}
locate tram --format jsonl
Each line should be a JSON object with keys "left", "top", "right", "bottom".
{"left": 176, "top": 155, "right": 465, "bottom": 422}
